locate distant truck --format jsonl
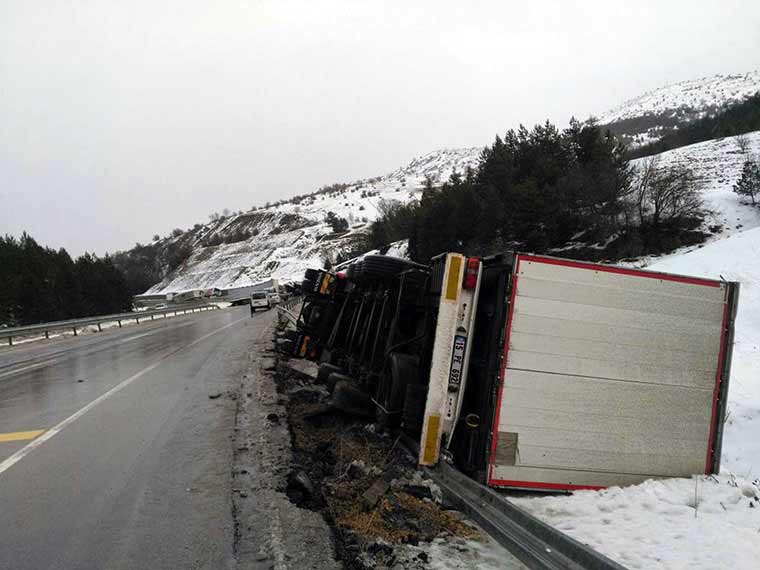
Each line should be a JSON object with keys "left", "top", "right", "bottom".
{"left": 293, "top": 252, "right": 739, "bottom": 491}
{"left": 166, "top": 289, "right": 204, "bottom": 303}
{"left": 224, "top": 279, "right": 281, "bottom": 306}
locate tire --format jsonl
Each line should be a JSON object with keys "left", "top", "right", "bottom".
{"left": 306, "top": 304, "right": 323, "bottom": 327}
{"left": 325, "top": 371, "right": 352, "bottom": 393}
{"left": 304, "top": 268, "right": 320, "bottom": 281}
{"left": 351, "top": 261, "right": 365, "bottom": 282}
{"left": 402, "top": 383, "right": 428, "bottom": 437}
{"left": 388, "top": 353, "right": 418, "bottom": 411}
{"left": 302, "top": 278, "right": 317, "bottom": 294}
{"left": 331, "top": 379, "right": 374, "bottom": 418}
{"left": 376, "top": 353, "right": 418, "bottom": 428}
{"left": 281, "top": 329, "right": 299, "bottom": 341}
{"left": 361, "top": 255, "right": 408, "bottom": 280}
{"left": 317, "top": 363, "right": 343, "bottom": 385}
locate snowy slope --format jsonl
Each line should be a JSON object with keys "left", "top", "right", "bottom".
{"left": 600, "top": 72, "right": 760, "bottom": 124}
{"left": 144, "top": 148, "right": 480, "bottom": 293}
{"left": 145, "top": 130, "right": 760, "bottom": 294}
{"left": 509, "top": 225, "right": 760, "bottom": 570}
{"left": 140, "top": 72, "right": 760, "bottom": 295}
{"left": 630, "top": 131, "right": 760, "bottom": 249}
{"left": 599, "top": 71, "right": 760, "bottom": 146}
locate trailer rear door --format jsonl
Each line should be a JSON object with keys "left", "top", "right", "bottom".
{"left": 488, "top": 254, "right": 736, "bottom": 490}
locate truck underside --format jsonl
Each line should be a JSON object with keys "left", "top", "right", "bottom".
{"left": 291, "top": 251, "right": 739, "bottom": 491}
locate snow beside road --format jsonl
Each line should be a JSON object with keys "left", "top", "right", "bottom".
{"left": 512, "top": 475, "right": 760, "bottom": 570}
{"left": 511, "top": 226, "right": 760, "bottom": 569}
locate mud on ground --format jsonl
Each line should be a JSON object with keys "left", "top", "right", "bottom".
{"left": 273, "top": 353, "right": 476, "bottom": 569}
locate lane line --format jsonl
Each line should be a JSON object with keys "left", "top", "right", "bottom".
{"left": 0, "top": 320, "right": 201, "bottom": 381}
{"left": 0, "top": 430, "right": 45, "bottom": 443}
{"left": 0, "top": 359, "right": 58, "bottom": 380}
{"left": 0, "top": 316, "right": 248, "bottom": 477}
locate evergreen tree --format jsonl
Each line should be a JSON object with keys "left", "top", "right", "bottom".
{"left": 733, "top": 158, "right": 760, "bottom": 205}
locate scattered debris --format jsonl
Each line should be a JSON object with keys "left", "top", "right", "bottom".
{"left": 273, "top": 357, "right": 476, "bottom": 569}
{"left": 209, "top": 392, "right": 222, "bottom": 399}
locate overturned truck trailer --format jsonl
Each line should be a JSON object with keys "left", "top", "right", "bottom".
{"left": 294, "top": 252, "right": 739, "bottom": 491}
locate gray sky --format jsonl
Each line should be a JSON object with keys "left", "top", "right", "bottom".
{"left": 2, "top": 0, "right": 759, "bottom": 256}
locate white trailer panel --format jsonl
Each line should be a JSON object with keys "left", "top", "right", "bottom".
{"left": 488, "top": 254, "right": 730, "bottom": 490}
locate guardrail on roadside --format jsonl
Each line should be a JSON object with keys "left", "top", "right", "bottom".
{"left": 426, "top": 460, "right": 628, "bottom": 570}
{"left": 280, "top": 296, "right": 302, "bottom": 311}
{"left": 276, "top": 297, "right": 302, "bottom": 327}
{"left": 0, "top": 304, "right": 221, "bottom": 347}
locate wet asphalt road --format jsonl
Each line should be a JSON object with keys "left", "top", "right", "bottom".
{"left": 0, "top": 306, "right": 268, "bottom": 570}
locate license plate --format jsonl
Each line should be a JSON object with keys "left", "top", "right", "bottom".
{"left": 448, "top": 334, "right": 467, "bottom": 390}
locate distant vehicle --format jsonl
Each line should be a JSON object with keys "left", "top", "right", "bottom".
{"left": 153, "top": 303, "right": 168, "bottom": 310}
{"left": 250, "top": 291, "right": 272, "bottom": 311}
{"left": 171, "top": 289, "right": 204, "bottom": 303}
{"left": 267, "top": 290, "right": 281, "bottom": 305}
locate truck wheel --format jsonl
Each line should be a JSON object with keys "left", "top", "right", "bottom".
{"left": 281, "top": 329, "right": 299, "bottom": 341}
{"left": 326, "top": 371, "right": 352, "bottom": 393}
{"left": 302, "top": 278, "right": 317, "bottom": 294}
{"left": 331, "top": 379, "right": 374, "bottom": 418}
{"left": 380, "top": 353, "right": 419, "bottom": 428}
{"left": 402, "top": 383, "right": 428, "bottom": 437}
{"left": 351, "top": 261, "right": 365, "bottom": 282}
{"left": 317, "top": 363, "right": 343, "bottom": 385}
{"left": 362, "top": 255, "right": 426, "bottom": 280}
{"left": 304, "top": 268, "right": 320, "bottom": 281}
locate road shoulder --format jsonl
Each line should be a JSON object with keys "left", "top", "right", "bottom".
{"left": 231, "top": 315, "right": 339, "bottom": 569}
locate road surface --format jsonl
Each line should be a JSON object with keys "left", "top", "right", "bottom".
{"left": 0, "top": 306, "right": 265, "bottom": 570}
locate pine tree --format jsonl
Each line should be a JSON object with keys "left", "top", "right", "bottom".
{"left": 733, "top": 158, "right": 760, "bottom": 205}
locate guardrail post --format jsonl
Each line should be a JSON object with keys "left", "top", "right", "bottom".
{"left": 7, "top": 337, "right": 12, "bottom": 347}
{"left": 118, "top": 320, "right": 122, "bottom": 328}
{"left": 72, "top": 327, "right": 77, "bottom": 336}
{"left": 45, "top": 331, "right": 49, "bottom": 339}
{"left": 136, "top": 317, "right": 140, "bottom": 324}
{"left": 97, "top": 323, "right": 102, "bottom": 332}
{"left": 151, "top": 315, "right": 154, "bottom": 321}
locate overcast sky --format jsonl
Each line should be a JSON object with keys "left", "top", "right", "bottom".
{"left": 2, "top": 1, "right": 759, "bottom": 256}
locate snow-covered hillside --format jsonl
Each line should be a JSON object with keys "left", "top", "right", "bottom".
{"left": 630, "top": 131, "right": 760, "bottom": 248}
{"left": 600, "top": 72, "right": 760, "bottom": 125}
{"left": 143, "top": 129, "right": 760, "bottom": 295}
{"left": 599, "top": 71, "right": 760, "bottom": 146}
{"left": 143, "top": 147, "right": 480, "bottom": 294}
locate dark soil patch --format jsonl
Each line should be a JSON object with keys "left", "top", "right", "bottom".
{"left": 273, "top": 356, "right": 472, "bottom": 569}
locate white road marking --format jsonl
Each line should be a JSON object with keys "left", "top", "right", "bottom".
{"left": 0, "top": 358, "right": 59, "bottom": 380}
{"left": 0, "top": 320, "right": 200, "bottom": 381}
{"left": 0, "top": 316, "right": 248, "bottom": 477}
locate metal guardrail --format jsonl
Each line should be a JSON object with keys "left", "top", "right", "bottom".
{"left": 0, "top": 304, "right": 221, "bottom": 346}
{"left": 280, "top": 295, "right": 302, "bottom": 311}
{"left": 276, "top": 297, "right": 302, "bottom": 327}
{"left": 426, "top": 460, "right": 628, "bottom": 570}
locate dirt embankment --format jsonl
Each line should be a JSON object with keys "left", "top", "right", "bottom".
{"left": 273, "top": 355, "right": 474, "bottom": 569}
